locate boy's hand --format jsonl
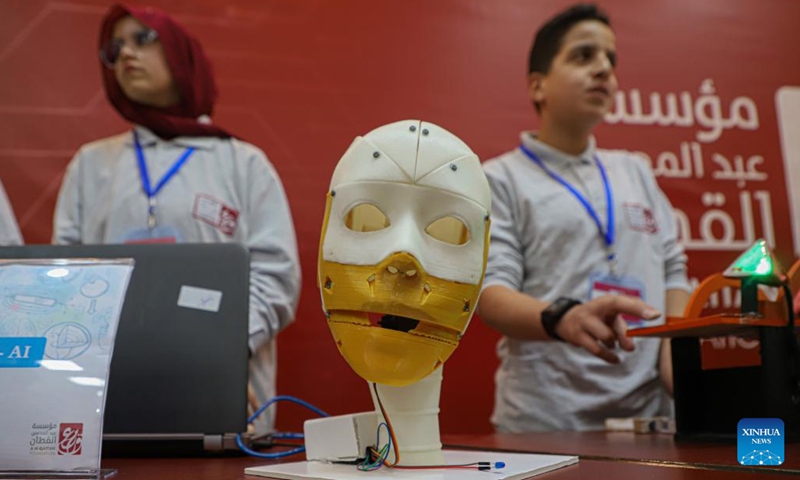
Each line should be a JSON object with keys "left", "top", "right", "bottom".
{"left": 554, "top": 295, "right": 661, "bottom": 363}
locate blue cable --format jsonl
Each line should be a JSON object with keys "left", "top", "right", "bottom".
{"left": 272, "top": 432, "right": 305, "bottom": 439}
{"left": 374, "top": 422, "right": 391, "bottom": 468}
{"left": 236, "top": 395, "right": 329, "bottom": 459}
{"left": 236, "top": 434, "right": 306, "bottom": 459}
{"left": 248, "top": 395, "right": 330, "bottom": 424}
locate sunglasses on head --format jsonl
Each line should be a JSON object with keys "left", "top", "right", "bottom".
{"left": 100, "top": 28, "right": 159, "bottom": 68}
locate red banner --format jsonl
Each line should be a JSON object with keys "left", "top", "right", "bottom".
{"left": 0, "top": 0, "right": 798, "bottom": 432}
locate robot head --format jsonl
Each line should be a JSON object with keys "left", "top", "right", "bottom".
{"left": 318, "top": 120, "right": 491, "bottom": 386}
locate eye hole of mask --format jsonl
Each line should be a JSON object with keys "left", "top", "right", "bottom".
{"left": 425, "top": 216, "right": 469, "bottom": 245}
{"left": 344, "top": 203, "right": 390, "bottom": 232}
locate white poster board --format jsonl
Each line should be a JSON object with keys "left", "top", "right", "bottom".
{"left": 245, "top": 450, "right": 579, "bottom": 480}
{"left": 0, "top": 259, "right": 134, "bottom": 474}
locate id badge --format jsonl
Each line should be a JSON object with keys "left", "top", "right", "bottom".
{"left": 589, "top": 272, "right": 646, "bottom": 327}
{"left": 119, "top": 226, "right": 181, "bottom": 244}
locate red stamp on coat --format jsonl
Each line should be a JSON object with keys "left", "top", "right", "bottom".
{"left": 623, "top": 203, "right": 658, "bottom": 234}
{"left": 192, "top": 194, "right": 239, "bottom": 236}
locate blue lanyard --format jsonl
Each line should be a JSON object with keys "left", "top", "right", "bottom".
{"left": 134, "top": 130, "right": 195, "bottom": 198}
{"left": 133, "top": 130, "right": 195, "bottom": 228}
{"left": 519, "top": 143, "right": 616, "bottom": 268}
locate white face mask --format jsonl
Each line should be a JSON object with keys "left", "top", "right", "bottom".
{"left": 318, "top": 120, "right": 491, "bottom": 386}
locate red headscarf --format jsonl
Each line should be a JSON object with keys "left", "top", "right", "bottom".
{"left": 99, "top": 3, "right": 231, "bottom": 139}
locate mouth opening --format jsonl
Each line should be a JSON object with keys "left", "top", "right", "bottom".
{"left": 379, "top": 314, "right": 420, "bottom": 332}
{"left": 366, "top": 312, "right": 420, "bottom": 332}
{"left": 332, "top": 310, "right": 461, "bottom": 344}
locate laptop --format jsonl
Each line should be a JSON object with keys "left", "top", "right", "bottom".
{"left": 0, "top": 243, "right": 250, "bottom": 455}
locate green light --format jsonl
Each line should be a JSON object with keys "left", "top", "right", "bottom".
{"left": 724, "top": 239, "right": 780, "bottom": 279}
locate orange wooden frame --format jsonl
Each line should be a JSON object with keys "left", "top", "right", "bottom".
{"left": 629, "top": 259, "right": 800, "bottom": 338}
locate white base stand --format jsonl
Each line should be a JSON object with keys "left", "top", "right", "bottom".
{"left": 245, "top": 450, "right": 578, "bottom": 480}
{"left": 370, "top": 367, "right": 444, "bottom": 466}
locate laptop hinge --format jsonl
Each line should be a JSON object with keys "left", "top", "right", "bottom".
{"left": 203, "top": 434, "right": 224, "bottom": 452}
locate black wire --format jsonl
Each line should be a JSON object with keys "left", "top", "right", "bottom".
{"left": 252, "top": 440, "right": 302, "bottom": 448}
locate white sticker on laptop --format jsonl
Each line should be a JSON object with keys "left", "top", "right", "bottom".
{"left": 177, "top": 285, "right": 223, "bottom": 313}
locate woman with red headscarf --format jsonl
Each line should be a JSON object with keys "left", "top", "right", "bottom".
{"left": 53, "top": 4, "right": 300, "bottom": 433}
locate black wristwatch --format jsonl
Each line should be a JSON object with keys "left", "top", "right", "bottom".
{"left": 541, "top": 297, "right": 582, "bottom": 341}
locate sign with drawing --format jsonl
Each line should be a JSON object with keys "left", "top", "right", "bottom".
{"left": 0, "top": 259, "right": 133, "bottom": 473}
